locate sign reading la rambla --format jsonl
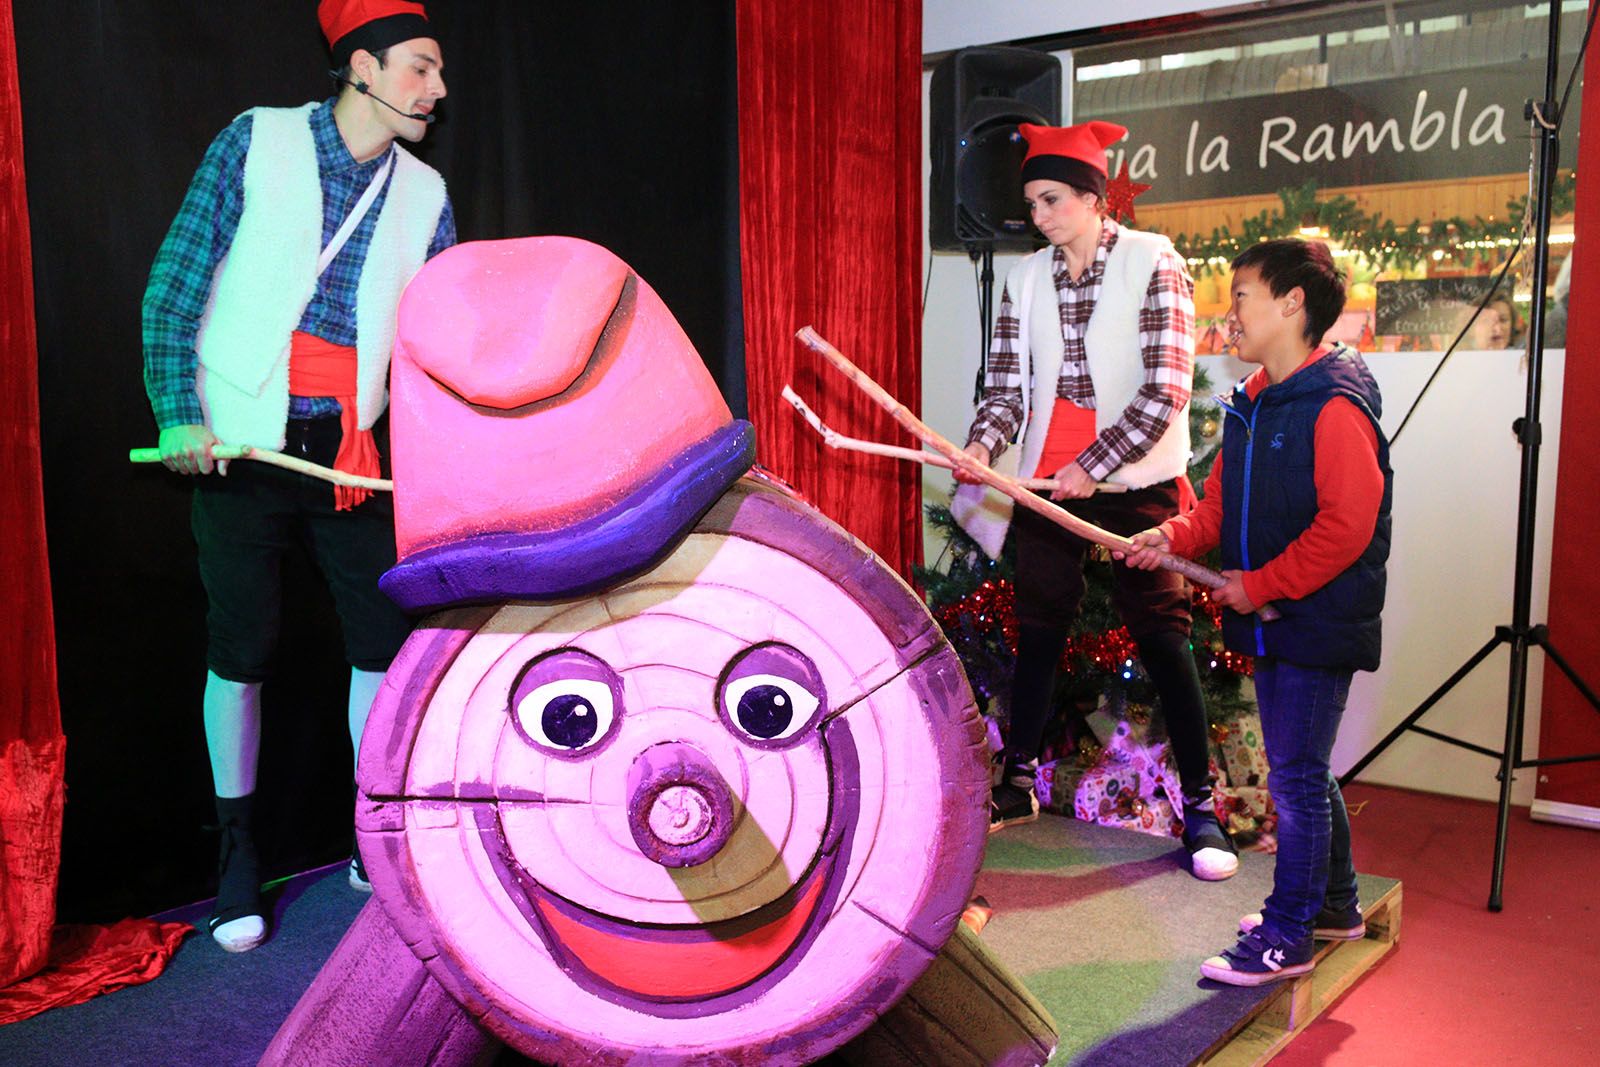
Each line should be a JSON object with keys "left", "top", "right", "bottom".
{"left": 1096, "top": 60, "right": 1578, "bottom": 204}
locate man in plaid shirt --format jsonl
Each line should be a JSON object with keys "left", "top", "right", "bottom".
{"left": 141, "top": 0, "right": 453, "bottom": 953}
{"left": 955, "top": 121, "right": 1236, "bottom": 881}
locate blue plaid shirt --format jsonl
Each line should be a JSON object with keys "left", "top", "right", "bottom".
{"left": 142, "top": 99, "right": 456, "bottom": 429}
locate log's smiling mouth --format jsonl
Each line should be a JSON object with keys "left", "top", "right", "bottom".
{"left": 451, "top": 709, "right": 863, "bottom": 1011}
{"left": 510, "top": 851, "right": 837, "bottom": 1002}
{"left": 465, "top": 723, "right": 863, "bottom": 1011}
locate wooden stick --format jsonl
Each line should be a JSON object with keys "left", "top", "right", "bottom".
{"left": 780, "top": 385, "right": 1127, "bottom": 494}
{"left": 128, "top": 446, "right": 394, "bottom": 491}
{"left": 794, "top": 326, "right": 1280, "bottom": 621}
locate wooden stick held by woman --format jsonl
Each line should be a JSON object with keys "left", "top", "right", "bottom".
{"left": 794, "top": 326, "right": 1279, "bottom": 620}
{"left": 781, "top": 385, "right": 1127, "bottom": 494}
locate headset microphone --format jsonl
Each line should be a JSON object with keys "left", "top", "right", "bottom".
{"left": 328, "top": 71, "right": 436, "bottom": 124}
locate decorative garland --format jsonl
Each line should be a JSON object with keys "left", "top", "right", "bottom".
{"left": 1142, "top": 174, "right": 1576, "bottom": 275}
{"left": 932, "top": 579, "right": 1254, "bottom": 680}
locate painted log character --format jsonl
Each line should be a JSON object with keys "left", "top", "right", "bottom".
{"left": 263, "top": 237, "right": 1028, "bottom": 1066}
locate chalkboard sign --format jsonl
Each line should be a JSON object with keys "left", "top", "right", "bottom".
{"left": 1375, "top": 277, "right": 1496, "bottom": 335}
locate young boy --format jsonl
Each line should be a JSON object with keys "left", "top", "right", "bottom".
{"left": 1118, "top": 238, "right": 1392, "bottom": 985}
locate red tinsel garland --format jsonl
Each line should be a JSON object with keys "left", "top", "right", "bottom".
{"left": 933, "top": 579, "right": 1253, "bottom": 677}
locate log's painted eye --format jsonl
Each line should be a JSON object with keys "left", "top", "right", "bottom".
{"left": 723, "top": 674, "right": 817, "bottom": 740}
{"left": 717, "top": 644, "right": 824, "bottom": 747}
{"left": 509, "top": 649, "right": 623, "bottom": 756}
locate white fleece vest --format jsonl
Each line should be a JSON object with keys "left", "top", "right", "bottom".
{"left": 194, "top": 102, "right": 447, "bottom": 449}
{"left": 1013, "top": 228, "right": 1191, "bottom": 488}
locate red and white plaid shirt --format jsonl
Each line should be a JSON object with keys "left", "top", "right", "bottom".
{"left": 966, "top": 218, "right": 1195, "bottom": 481}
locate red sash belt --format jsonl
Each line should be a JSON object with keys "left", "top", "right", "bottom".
{"left": 1031, "top": 398, "right": 1098, "bottom": 480}
{"left": 1033, "top": 396, "right": 1198, "bottom": 511}
{"left": 288, "top": 331, "right": 378, "bottom": 510}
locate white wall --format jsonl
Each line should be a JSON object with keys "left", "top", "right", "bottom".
{"left": 918, "top": 7, "right": 1567, "bottom": 804}
{"left": 1338, "top": 350, "right": 1563, "bottom": 804}
{"left": 924, "top": 0, "right": 1222, "bottom": 53}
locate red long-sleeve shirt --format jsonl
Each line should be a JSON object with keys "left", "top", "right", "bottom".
{"left": 1161, "top": 349, "right": 1384, "bottom": 608}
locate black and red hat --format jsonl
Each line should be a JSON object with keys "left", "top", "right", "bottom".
{"left": 1018, "top": 121, "right": 1127, "bottom": 198}
{"left": 319, "top": 0, "right": 432, "bottom": 69}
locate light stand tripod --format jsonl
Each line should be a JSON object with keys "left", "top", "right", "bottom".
{"left": 1339, "top": 0, "right": 1600, "bottom": 912}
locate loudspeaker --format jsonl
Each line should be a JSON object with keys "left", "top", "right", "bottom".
{"left": 929, "top": 47, "right": 1062, "bottom": 251}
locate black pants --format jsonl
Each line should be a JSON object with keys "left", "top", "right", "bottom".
{"left": 1012, "top": 480, "right": 1191, "bottom": 638}
{"left": 191, "top": 416, "right": 413, "bottom": 683}
{"left": 1003, "top": 480, "right": 1215, "bottom": 802}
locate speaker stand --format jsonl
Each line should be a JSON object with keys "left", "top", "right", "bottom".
{"left": 970, "top": 245, "right": 995, "bottom": 404}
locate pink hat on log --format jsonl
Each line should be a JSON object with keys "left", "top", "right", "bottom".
{"left": 380, "top": 236, "right": 755, "bottom": 612}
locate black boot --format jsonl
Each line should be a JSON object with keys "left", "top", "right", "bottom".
{"left": 990, "top": 625, "right": 1068, "bottom": 834}
{"left": 209, "top": 794, "right": 267, "bottom": 951}
{"left": 1179, "top": 789, "right": 1239, "bottom": 880}
{"left": 1136, "top": 632, "right": 1238, "bottom": 881}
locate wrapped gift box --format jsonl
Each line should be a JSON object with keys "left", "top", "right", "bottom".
{"left": 1036, "top": 757, "right": 1089, "bottom": 815}
{"left": 1212, "top": 701, "right": 1270, "bottom": 790}
{"left": 1073, "top": 718, "right": 1183, "bottom": 837}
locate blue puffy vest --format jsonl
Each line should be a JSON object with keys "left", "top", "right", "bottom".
{"left": 1217, "top": 345, "right": 1392, "bottom": 671}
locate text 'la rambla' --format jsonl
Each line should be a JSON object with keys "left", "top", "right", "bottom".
{"left": 1109, "top": 87, "right": 1509, "bottom": 179}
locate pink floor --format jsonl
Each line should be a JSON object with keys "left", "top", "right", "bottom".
{"left": 1275, "top": 782, "right": 1600, "bottom": 1065}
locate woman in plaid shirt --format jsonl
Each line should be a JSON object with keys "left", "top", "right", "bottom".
{"left": 141, "top": 0, "right": 453, "bottom": 954}
{"left": 955, "top": 121, "right": 1237, "bottom": 881}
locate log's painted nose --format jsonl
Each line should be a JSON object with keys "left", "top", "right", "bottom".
{"left": 626, "top": 742, "right": 734, "bottom": 867}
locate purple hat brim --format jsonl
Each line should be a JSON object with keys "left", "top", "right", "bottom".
{"left": 380, "top": 420, "right": 756, "bottom": 612}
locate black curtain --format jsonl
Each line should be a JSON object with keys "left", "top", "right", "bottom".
{"left": 14, "top": 0, "right": 742, "bottom": 922}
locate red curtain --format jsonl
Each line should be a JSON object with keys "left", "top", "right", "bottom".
{"left": 735, "top": 0, "right": 923, "bottom": 578}
{"left": 1537, "top": 0, "right": 1600, "bottom": 810}
{"left": 0, "top": 0, "right": 66, "bottom": 989}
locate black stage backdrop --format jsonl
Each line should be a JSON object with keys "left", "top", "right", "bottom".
{"left": 14, "top": 1, "right": 744, "bottom": 921}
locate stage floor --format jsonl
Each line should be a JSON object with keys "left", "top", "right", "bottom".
{"left": 0, "top": 814, "right": 1398, "bottom": 1066}
{"left": 975, "top": 813, "right": 1400, "bottom": 1065}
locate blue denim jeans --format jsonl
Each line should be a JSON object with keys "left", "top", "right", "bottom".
{"left": 1255, "top": 658, "right": 1358, "bottom": 946}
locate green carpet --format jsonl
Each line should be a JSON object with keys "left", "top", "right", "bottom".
{"left": 976, "top": 814, "right": 1397, "bottom": 1066}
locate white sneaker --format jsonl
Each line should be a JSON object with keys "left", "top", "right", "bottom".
{"left": 1190, "top": 845, "right": 1240, "bottom": 881}
{"left": 1240, "top": 904, "right": 1365, "bottom": 941}
{"left": 1200, "top": 928, "right": 1314, "bottom": 986}
{"left": 211, "top": 914, "right": 266, "bottom": 953}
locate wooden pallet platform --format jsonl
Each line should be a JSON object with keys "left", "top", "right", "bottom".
{"left": 1198, "top": 879, "right": 1403, "bottom": 1066}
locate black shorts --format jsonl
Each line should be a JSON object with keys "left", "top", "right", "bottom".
{"left": 1012, "top": 478, "right": 1193, "bottom": 639}
{"left": 191, "top": 416, "right": 413, "bottom": 682}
